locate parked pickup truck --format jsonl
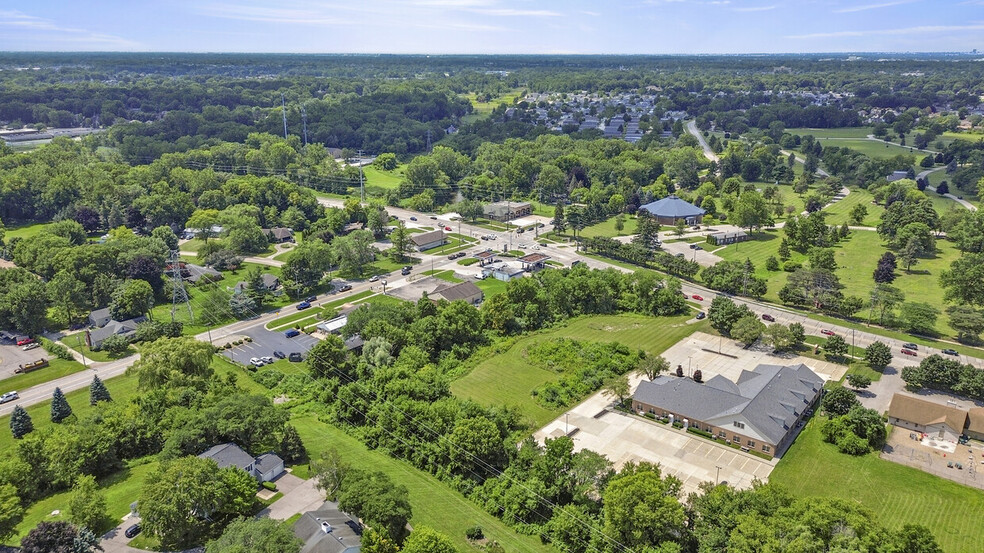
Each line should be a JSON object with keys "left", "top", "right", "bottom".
{"left": 15, "top": 358, "right": 49, "bottom": 374}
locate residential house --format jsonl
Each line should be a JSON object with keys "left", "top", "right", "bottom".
{"left": 632, "top": 364, "right": 823, "bottom": 458}
{"left": 886, "top": 171, "right": 910, "bottom": 182}
{"left": 483, "top": 201, "right": 532, "bottom": 221}
{"left": 185, "top": 264, "right": 223, "bottom": 285}
{"left": 411, "top": 229, "right": 446, "bottom": 251}
{"left": 86, "top": 316, "right": 146, "bottom": 350}
{"left": 198, "top": 443, "right": 285, "bottom": 483}
{"left": 234, "top": 273, "right": 280, "bottom": 294}
{"left": 264, "top": 227, "right": 295, "bottom": 243}
{"left": 88, "top": 307, "right": 113, "bottom": 328}
{"left": 431, "top": 281, "right": 484, "bottom": 305}
{"left": 293, "top": 502, "right": 363, "bottom": 553}
{"left": 887, "top": 393, "right": 984, "bottom": 442}
{"left": 708, "top": 231, "right": 748, "bottom": 246}
{"left": 637, "top": 195, "right": 706, "bottom": 225}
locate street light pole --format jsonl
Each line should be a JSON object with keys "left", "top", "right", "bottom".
{"left": 715, "top": 465, "right": 722, "bottom": 485}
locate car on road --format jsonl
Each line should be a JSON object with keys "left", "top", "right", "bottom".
{"left": 689, "top": 243, "right": 698, "bottom": 249}
{"left": 22, "top": 342, "right": 40, "bottom": 351}
{"left": 249, "top": 357, "right": 263, "bottom": 366}
{"left": 369, "top": 275, "right": 380, "bottom": 282}
{"left": 124, "top": 524, "right": 141, "bottom": 539}
{"left": 409, "top": 216, "right": 417, "bottom": 221}
{"left": 0, "top": 391, "right": 19, "bottom": 404}
{"left": 901, "top": 348, "right": 918, "bottom": 357}
{"left": 695, "top": 312, "right": 705, "bottom": 320}
{"left": 429, "top": 216, "right": 437, "bottom": 220}
{"left": 339, "top": 284, "right": 353, "bottom": 292}
{"left": 761, "top": 314, "right": 775, "bottom": 322}
{"left": 902, "top": 342, "right": 918, "bottom": 351}
{"left": 305, "top": 295, "right": 317, "bottom": 302}
{"left": 273, "top": 350, "right": 286, "bottom": 359}
{"left": 537, "top": 223, "right": 545, "bottom": 228}
{"left": 516, "top": 228, "right": 525, "bottom": 234}
{"left": 691, "top": 294, "right": 704, "bottom": 301}
{"left": 444, "top": 226, "right": 452, "bottom": 231}
{"left": 401, "top": 268, "right": 411, "bottom": 276}
{"left": 942, "top": 348, "right": 959, "bottom": 356}
{"left": 571, "top": 260, "right": 584, "bottom": 267}
{"left": 540, "top": 242, "right": 548, "bottom": 247}
{"left": 284, "top": 329, "right": 300, "bottom": 338}
{"left": 820, "top": 329, "right": 836, "bottom": 336}
{"left": 296, "top": 301, "right": 311, "bottom": 310}
{"left": 288, "top": 352, "right": 303, "bottom": 362}
{"left": 16, "top": 337, "right": 33, "bottom": 346}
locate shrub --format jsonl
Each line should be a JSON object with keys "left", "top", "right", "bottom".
{"left": 644, "top": 412, "right": 656, "bottom": 419}
{"left": 253, "top": 369, "right": 286, "bottom": 388}
{"left": 262, "top": 481, "right": 277, "bottom": 491}
{"left": 837, "top": 432, "right": 870, "bottom": 455}
{"left": 465, "top": 526, "right": 484, "bottom": 540}
{"left": 687, "top": 427, "right": 714, "bottom": 439}
{"left": 782, "top": 261, "right": 803, "bottom": 272}
{"left": 40, "top": 338, "right": 74, "bottom": 360}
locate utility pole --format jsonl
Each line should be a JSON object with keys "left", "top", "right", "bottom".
{"left": 426, "top": 129, "right": 432, "bottom": 152}
{"left": 281, "top": 93, "right": 288, "bottom": 140}
{"left": 357, "top": 149, "right": 365, "bottom": 202}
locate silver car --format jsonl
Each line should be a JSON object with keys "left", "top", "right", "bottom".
{"left": 0, "top": 391, "right": 19, "bottom": 404}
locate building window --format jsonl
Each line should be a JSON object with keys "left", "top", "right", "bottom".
{"left": 732, "top": 436, "right": 740, "bottom": 443}
{"left": 747, "top": 440, "right": 755, "bottom": 447}
{"left": 733, "top": 421, "right": 745, "bottom": 429}
{"left": 718, "top": 430, "right": 726, "bottom": 438}
{"left": 762, "top": 445, "right": 771, "bottom": 453}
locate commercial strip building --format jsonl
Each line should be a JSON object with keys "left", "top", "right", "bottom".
{"left": 632, "top": 363, "right": 823, "bottom": 458}
{"left": 483, "top": 201, "right": 532, "bottom": 221}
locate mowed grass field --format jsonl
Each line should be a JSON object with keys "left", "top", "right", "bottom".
{"left": 771, "top": 419, "right": 984, "bottom": 553}
{"left": 579, "top": 216, "right": 640, "bottom": 239}
{"left": 452, "top": 313, "right": 705, "bottom": 428}
{"left": 291, "top": 414, "right": 555, "bottom": 553}
{"left": 0, "top": 358, "right": 87, "bottom": 396}
{"left": 786, "top": 127, "right": 875, "bottom": 139}
{"left": 362, "top": 165, "right": 405, "bottom": 191}
{"left": 821, "top": 188, "right": 884, "bottom": 227}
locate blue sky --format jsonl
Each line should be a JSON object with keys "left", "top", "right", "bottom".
{"left": 0, "top": 1, "right": 982, "bottom": 54}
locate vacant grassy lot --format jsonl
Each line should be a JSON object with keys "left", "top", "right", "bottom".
{"left": 292, "top": 414, "right": 554, "bottom": 553}
{"left": 818, "top": 138, "right": 921, "bottom": 160}
{"left": 452, "top": 313, "right": 705, "bottom": 428}
{"left": 362, "top": 165, "right": 405, "bottom": 191}
{"left": 821, "top": 188, "right": 884, "bottom": 227}
{"left": 475, "top": 277, "right": 508, "bottom": 297}
{"left": 0, "top": 358, "right": 87, "bottom": 396}
{"left": 786, "top": 127, "right": 874, "bottom": 139}
{"left": 771, "top": 419, "right": 984, "bottom": 553}
{"left": 3, "top": 222, "right": 51, "bottom": 240}
{"left": 579, "top": 216, "right": 640, "bottom": 239}
{"left": 461, "top": 88, "right": 523, "bottom": 124}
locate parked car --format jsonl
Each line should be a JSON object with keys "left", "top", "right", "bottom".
{"left": 261, "top": 356, "right": 274, "bottom": 364}
{"left": 273, "top": 350, "right": 286, "bottom": 359}
{"left": 296, "top": 301, "right": 311, "bottom": 310}
{"left": 902, "top": 342, "right": 918, "bottom": 351}
{"left": 694, "top": 245, "right": 703, "bottom": 250}
{"left": 689, "top": 244, "right": 697, "bottom": 249}
{"left": 761, "top": 314, "right": 775, "bottom": 322}
{"left": 22, "top": 342, "right": 40, "bottom": 351}
{"left": 124, "top": 524, "right": 141, "bottom": 539}
{"left": 339, "top": 284, "right": 353, "bottom": 292}
{"left": 516, "top": 228, "right": 525, "bottom": 234}
{"left": 0, "top": 391, "right": 18, "bottom": 404}
{"left": 284, "top": 329, "right": 300, "bottom": 338}
{"left": 537, "top": 223, "right": 545, "bottom": 228}
{"left": 409, "top": 216, "right": 417, "bottom": 221}
{"left": 820, "top": 329, "right": 835, "bottom": 336}
{"left": 249, "top": 357, "right": 263, "bottom": 366}
{"left": 16, "top": 337, "right": 33, "bottom": 346}
{"left": 288, "top": 352, "right": 303, "bottom": 362}
{"left": 942, "top": 348, "right": 959, "bottom": 356}
{"left": 901, "top": 348, "right": 918, "bottom": 357}
{"left": 691, "top": 294, "right": 704, "bottom": 301}
{"left": 369, "top": 275, "right": 380, "bottom": 282}
{"left": 695, "top": 312, "right": 706, "bottom": 320}
{"left": 675, "top": 253, "right": 685, "bottom": 258}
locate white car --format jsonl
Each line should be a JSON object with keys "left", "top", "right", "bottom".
{"left": 249, "top": 357, "right": 263, "bottom": 366}
{"left": 22, "top": 342, "right": 40, "bottom": 351}
{"left": 0, "top": 391, "right": 18, "bottom": 404}
{"left": 261, "top": 356, "right": 274, "bottom": 364}
{"left": 369, "top": 275, "right": 380, "bottom": 282}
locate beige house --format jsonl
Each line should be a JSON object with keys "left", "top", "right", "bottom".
{"left": 888, "top": 393, "right": 984, "bottom": 442}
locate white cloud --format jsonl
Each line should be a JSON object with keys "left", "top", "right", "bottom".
{"left": 787, "top": 23, "right": 984, "bottom": 39}
{"left": 471, "top": 8, "right": 562, "bottom": 16}
{"left": 196, "top": 4, "right": 350, "bottom": 25}
{"left": 0, "top": 10, "right": 140, "bottom": 48}
{"left": 834, "top": 0, "right": 916, "bottom": 13}
{"left": 733, "top": 5, "right": 776, "bottom": 11}
{"left": 581, "top": 10, "right": 602, "bottom": 16}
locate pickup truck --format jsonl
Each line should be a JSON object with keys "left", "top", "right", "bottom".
{"left": 15, "top": 358, "right": 49, "bottom": 374}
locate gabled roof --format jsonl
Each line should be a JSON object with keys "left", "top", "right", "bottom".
{"left": 433, "top": 281, "right": 483, "bottom": 302}
{"left": 294, "top": 503, "right": 363, "bottom": 553}
{"left": 88, "top": 316, "right": 146, "bottom": 345}
{"left": 89, "top": 307, "right": 112, "bottom": 321}
{"left": 638, "top": 195, "right": 706, "bottom": 218}
{"left": 633, "top": 363, "right": 823, "bottom": 445}
{"left": 968, "top": 407, "right": 984, "bottom": 435}
{"left": 254, "top": 452, "right": 284, "bottom": 475}
{"left": 199, "top": 443, "right": 256, "bottom": 471}
{"left": 888, "top": 393, "right": 968, "bottom": 432}
{"left": 411, "top": 229, "right": 445, "bottom": 246}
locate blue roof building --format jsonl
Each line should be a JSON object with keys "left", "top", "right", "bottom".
{"left": 637, "top": 195, "right": 706, "bottom": 225}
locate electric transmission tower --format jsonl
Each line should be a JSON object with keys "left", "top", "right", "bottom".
{"left": 426, "top": 129, "right": 432, "bottom": 152}
{"left": 357, "top": 149, "right": 365, "bottom": 202}
{"left": 301, "top": 104, "right": 309, "bottom": 146}
{"left": 168, "top": 250, "right": 194, "bottom": 323}
{"left": 281, "top": 93, "right": 289, "bottom": 140}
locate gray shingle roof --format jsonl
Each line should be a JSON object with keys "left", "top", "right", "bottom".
{"left": 199, "top": 443, "right": 256, "bottom": 471}
{"left": 633, "top": 363, "right": 822, "bottom": 445}
{"left": 638, "top": 195, "right": 706, "bottom": 218}
{"left": 88, "top": 316, "right": 145, "bottom": 346}
{"left": 294, "top": 503, "right": 363, "bottom": 553}
{"left": 254, "top": 452, "right": 284, "bottom": 475}
{"left": 411, "top": 229, "right": 445, "bottom": 246}
{"left": 432, "top": 281, "right": 483, "bottom": 303}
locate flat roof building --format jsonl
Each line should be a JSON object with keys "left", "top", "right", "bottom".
{"left": 483, "top": 201, "right": 532, "bottom": 222}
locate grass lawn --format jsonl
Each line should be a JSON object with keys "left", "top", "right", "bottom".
{"left": 266, "top": 290, "right": 374, "bottom": 330}
{"left": 786, "top": 127, "right": 875, "bottom": 139}
{"left": 814, "top": 138, "right": 922, "bottom": 160}
{"left": 771, "top": 418, "right": 984, "bottom": 553}
{"left": 3, "top": 222, "right": 50, "bottom": 240}
{"left": 713, "top": 229, "right": 807, "bottom": 301}
{"left": 461, "top": 88, "right": 523, "bottom": 124}
{"left": 62, "top": 331, "right": 136, "bottom": 362}
{"left": 821, "top": 188, "right": 884, "bottom": 227}
{"left": 579, "top": 216, "right": 639, "bottom": 239}
{"left": 9, "top": 458, "right": 159, "bottom": 544}
{"left": 291, "top": 414, "right": 554, "bottom": 553}
{"left": 475, "top": 277, "right": 508, "bottom": 297}
{"left": 362, "top": 165, "right": 405, "bottom": 190}
{"left": 0, "top": 358, "right": 88, "bottom": 397}
{"left": 451, "top": 313, "right": 705, "bottom": 428}
{"left": 423, "top": 270, "right": 462, "bottom": 283}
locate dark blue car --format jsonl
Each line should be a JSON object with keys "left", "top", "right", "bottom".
{"left": 296, "top": 301, "right": 311, "bottom": 310}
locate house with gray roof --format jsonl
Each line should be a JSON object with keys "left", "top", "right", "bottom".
{"left": 86, "top": 316, "right": 146, "bottom": 350}
{"left": 431, "top": 281, "right": 484, "bottom": 305}
{"left": 637, "top": 195, "right": 706, "bottom": 225}
{"left": 410, "top": 229, "right": 446, "bottom": 251}
{"left": 199, "top": 443, "right": 285, "bottom": 483}
{"left": 632, "top": 363, "right": 823, "bottom": 458}
{"left": 293, "top": 502, "right": 363, "bottom": 553}
{"left": 88, "top": 307, "right": 113, "bottom": 328}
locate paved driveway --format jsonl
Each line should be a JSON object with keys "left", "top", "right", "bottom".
{"left": 222, "top": 326, "right": 320, "bottom": 365}
{"left": 261, "top": 475, "right": 325, "bottom": 521}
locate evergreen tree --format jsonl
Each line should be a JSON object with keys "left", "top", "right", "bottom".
{"left": 873, "top": 251, "right": 897, "bottom": 284}
{"left": 50, "top": 387, "right": 72, "bottom": 423}
{"left": 9, "top": 405, "right": 33, "bottom": 439}
{"left": 778, "top": 238, "right": 791, "bottom": 261}
{"left": 279, "top": 424, "right": 305, "bottom": 463}
{"left": 552, "top": 202, "right": 567, "bottom": 233}
{"left": 89, "top": 376, "right": 112, "bottom": 405}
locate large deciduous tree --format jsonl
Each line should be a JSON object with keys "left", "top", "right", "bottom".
{"left": 126, "top": 336, "right": 215, "bottom": 390}
{"left": 337, "top": 470, "right": 412, "bottom": 544}
{"left": 204, "top": 517, "right": 302, "bottom": 553}
{"left": 601, "top": 462, "right": 685, "bottom": 550}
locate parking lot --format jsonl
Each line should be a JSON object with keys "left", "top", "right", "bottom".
{"left": 0, "top": 338, "right": 45, "bottom": 379}
{"left": 221, "top": 326, "right": 321, "bottom": 366}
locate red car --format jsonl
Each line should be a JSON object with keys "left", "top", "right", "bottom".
{"left": 691, "top": 294, "right": 704, "bottom": 301}
{"left": 901, "top": 348, "right": 918, "bottom": 357}
{"left": 820, "top": 329, "right": 835, "bottom": 336}
{"left": 761, "top": 314, "right": 775, "bottom": 322}
{"left": 16, "top": 337, "right": 33, "bottom": 346}
{"left": 444, "top": 226, "right": 452, "bottom": 231}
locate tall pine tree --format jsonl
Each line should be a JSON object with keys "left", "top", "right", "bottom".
{"left": 89, "top": 376, "right": 111, "bottom": 405}
{"left": 50, "top": 387, "right": 72, "bottom": 423}
{"left": 10, "top": 405, "right": 33, "bottom": 439}
{"left": 279, "top": 424, "right": 305, "bottom": 463}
